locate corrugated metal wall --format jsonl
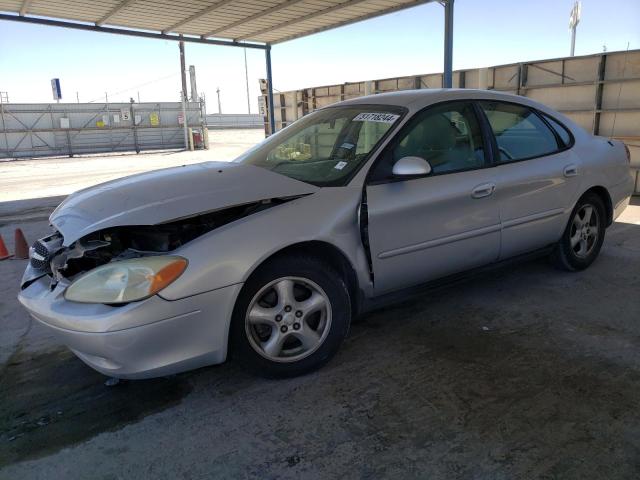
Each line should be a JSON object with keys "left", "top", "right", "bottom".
{"left": 0, "top": 101, "right": 204, "bottom": 159}
{"left": 262, "top": 49, "right": 640, "bottom": 193}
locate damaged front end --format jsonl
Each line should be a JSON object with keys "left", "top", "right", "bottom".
{"left": 22, "top": 200, "right": 286, "bottom": 291}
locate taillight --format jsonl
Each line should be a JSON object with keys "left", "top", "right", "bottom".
{"left": 624, "top": 144, "right": 631, "bottom": 163}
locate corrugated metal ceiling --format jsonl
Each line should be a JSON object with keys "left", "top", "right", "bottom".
{"left": 0, "top": 0, "right": 436, "bottom": 44}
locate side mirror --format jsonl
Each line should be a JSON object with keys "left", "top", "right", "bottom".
{"left": 392, "top": 156, "right": 432, "bottom": 177}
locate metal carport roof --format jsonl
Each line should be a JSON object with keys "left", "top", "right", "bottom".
{"left": 0, "top": 0, "right": 439, "bottom": 44}
{"left": 0, "top": 0, "right": 455, "bottom": 132}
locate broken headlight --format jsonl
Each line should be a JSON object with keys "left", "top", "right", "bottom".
{"left": 64, "top": 256, "right": 187, "bottom": 304}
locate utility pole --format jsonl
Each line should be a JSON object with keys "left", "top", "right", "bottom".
{"left": 179, "top": 38, "right": 188, "bottom": 102}
{"left": 189, "top": 65, "right": 198, "bottom": 101}
{"left": 216, "top": 87, "right": 222, "bottom": 114}
{"left": 244, "top": 48, "right": 251, "bottom": 114}
{"left": 179, "top": 38, "right": 189, "bottom": 149}
{"left": 569, "top": 1, "right": 581, "bottom": 57}
{"left": 76, "top": 91, "right": 79, "bottom": 103}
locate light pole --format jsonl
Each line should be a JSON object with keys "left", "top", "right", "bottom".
{"left": 569, "top": 1, "right": 581, "bottom": 57}
{"left": 244, "top": 48, "right": 251, "bottom": 114}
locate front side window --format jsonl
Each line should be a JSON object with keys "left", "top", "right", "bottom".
{"left": 237, "top": 106, "right": 404, "bottom": 186}
{"left": 479, "top": 101, "right": 560, "bottom": 162}
{"left": 375, "top": 102, "right": 485, "bottom": 179}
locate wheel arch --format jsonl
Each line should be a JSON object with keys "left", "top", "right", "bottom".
{"left": 581, "top": 185, "right": 613, "bottom": 226}
{"left": 242, "top": 240, "right": 362, "bottom": 319}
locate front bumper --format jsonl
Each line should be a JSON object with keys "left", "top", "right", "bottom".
{"left": 18, "top": 277, "right": 243, "bottom": 379}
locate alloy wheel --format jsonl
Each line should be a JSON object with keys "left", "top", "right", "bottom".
{"left": 245, "top": 277, "right": 332, "bottom": 363}
{"left": 569, "top": 203, "right": 599, "bottom": 258}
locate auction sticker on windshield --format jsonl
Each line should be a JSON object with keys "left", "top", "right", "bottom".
{"left": 353, "top": 112, "right": 400, "bottom": 123}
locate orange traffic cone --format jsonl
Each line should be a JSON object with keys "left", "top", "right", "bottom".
{"left": 0, "top": 234, "right": 11, "bottom": 261}
{"left": 14, "top": 229, "right": 29, "bottom": 260}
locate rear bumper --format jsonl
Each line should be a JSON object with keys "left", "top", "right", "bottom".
{"left": 18, "top": 277, "right": 243, "bottom": 379}
{"left": 611, "top": 174, "right": 635, "bottom": 222}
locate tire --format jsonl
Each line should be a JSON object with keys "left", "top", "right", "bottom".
{"left": 230, "top": 254, "right": 351, "bottom": 378}
{"left": 552, "top": 192, "right": 606, "bottom": 271}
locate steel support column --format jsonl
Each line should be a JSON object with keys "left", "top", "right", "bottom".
{"left": 443, "top": 0, "right": 454, "bottom": 88}
{"left": 265, "top": 44, "right": 276, "bottom": 134}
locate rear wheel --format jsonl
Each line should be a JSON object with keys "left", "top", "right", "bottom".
{"left": 552, "top": 192, "right": 606, "bottom": 271}
{"left": 230, "top": 254, "right": 351, "bottom": 378}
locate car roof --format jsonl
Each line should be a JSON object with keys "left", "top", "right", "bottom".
{"left": 334, "top": 88, "right": 546, "bottom": 113}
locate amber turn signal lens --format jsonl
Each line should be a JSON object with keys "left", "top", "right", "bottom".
{"left": 148, "top": 258, "right": 188, "bottom": 294}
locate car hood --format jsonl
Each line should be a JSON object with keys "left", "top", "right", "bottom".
{"left": 50, "top": 161, "right": 319, "bottom": 246}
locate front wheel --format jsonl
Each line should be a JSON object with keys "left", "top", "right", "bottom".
{"left": 552, "top": 192, "right": 606, "bottom": 271}
{"left": 230, "top": 254, "right": 351, "bottom": 378}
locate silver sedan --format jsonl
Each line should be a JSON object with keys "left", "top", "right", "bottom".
{"left": 18, "top": 89, "right": 635, "bottom": 379}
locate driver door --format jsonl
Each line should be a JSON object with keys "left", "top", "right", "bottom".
{"left": 365, "top": 101, "right": 501, "bottom": 295}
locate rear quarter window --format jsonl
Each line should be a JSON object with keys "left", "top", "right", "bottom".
{"left": 542, "top": 114, "right": 572, "bottom": 147}
{"left": 479, "top": 101, "right": 562, "bottom": 163}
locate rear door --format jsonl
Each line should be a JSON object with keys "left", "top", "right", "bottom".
{"left": 365, "top": 101, "right": 501, "bottom": 295}
{"left": 477, "top": 101, "right": 581, "bottom": 259}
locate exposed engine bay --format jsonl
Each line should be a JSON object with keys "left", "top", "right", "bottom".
{"left": 25, "top": 199, "right": 287, "bottom": 288}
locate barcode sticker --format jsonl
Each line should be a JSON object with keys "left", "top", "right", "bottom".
{"left": 334, "top": 161, "right": 348, "bottom": 170}
{"left": 353, "top": 112, "right": 400, "bottom": 123}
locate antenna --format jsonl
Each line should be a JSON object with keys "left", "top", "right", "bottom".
{"left": 610, "top": 42, "right": 630, "bottom": 139}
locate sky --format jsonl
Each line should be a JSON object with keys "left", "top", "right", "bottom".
{"left": 0, "top": 0, "right": 638, "bottom": 113}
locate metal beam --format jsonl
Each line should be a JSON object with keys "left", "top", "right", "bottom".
{"left": 443, "top": 0, "right": 454, "bottom": 88}
{"left": 162, "top": 0, "right": 235, "bottom": 34}
{"left": 203, "top": 0, "right": 308, "bottom": 38}
{"left": 0, "top": 14, "right": 268, "bottom": 50}
{"left": 593, "top": 54, "right": 607, "bottom": 135}
{"left": 237, "top": 0, "right": 372, "bottom": 41}
{"left": 265, "top": 45, "right": 276, "bottom": 134}
{"left": 96, "top": 0, "right": 138, "bottom": 26}
{"left": 19, "top": 0, "right": 33, "bottom": 16}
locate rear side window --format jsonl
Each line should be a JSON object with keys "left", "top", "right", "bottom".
{"left": 542, "top": 114, "right": 572, "bottom": 147}
{"left": 479, "top": 101, "right": 560, "bottom": 163}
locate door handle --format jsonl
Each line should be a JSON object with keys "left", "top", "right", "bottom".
{"left": 471, "top": 183, "right": 496, "bottom": 199}
{"left": 563, "top": 164, "right": 578, "bottom": 177}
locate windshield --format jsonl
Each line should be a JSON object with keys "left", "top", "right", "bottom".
{"left": 237, "top": 105, "right": 405, "bottom": 186}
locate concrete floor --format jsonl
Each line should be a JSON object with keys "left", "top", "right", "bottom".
{"left": 0, "top": 128, "right": 264, "bottom": 202}
{"left": 0, "top": 151, "right": 639, "bottom": 478}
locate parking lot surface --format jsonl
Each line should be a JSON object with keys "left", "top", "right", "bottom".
{"left": 0, "top": 159, "right": 639, "bottom": 478}
{"left": 0, "top": 128, "right": 264, "bottom": 202}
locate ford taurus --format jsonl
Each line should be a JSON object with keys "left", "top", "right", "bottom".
{"left": 18, "top": 89, "right": 635, "bottom": 379}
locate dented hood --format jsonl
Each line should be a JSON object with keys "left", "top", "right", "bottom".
{"left": 51, "top": 161, "right": 318, "bottom": 245}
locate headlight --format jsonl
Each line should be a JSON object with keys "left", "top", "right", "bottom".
{"left": 65, "top": 256, "right": 187, "bottom": 304}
